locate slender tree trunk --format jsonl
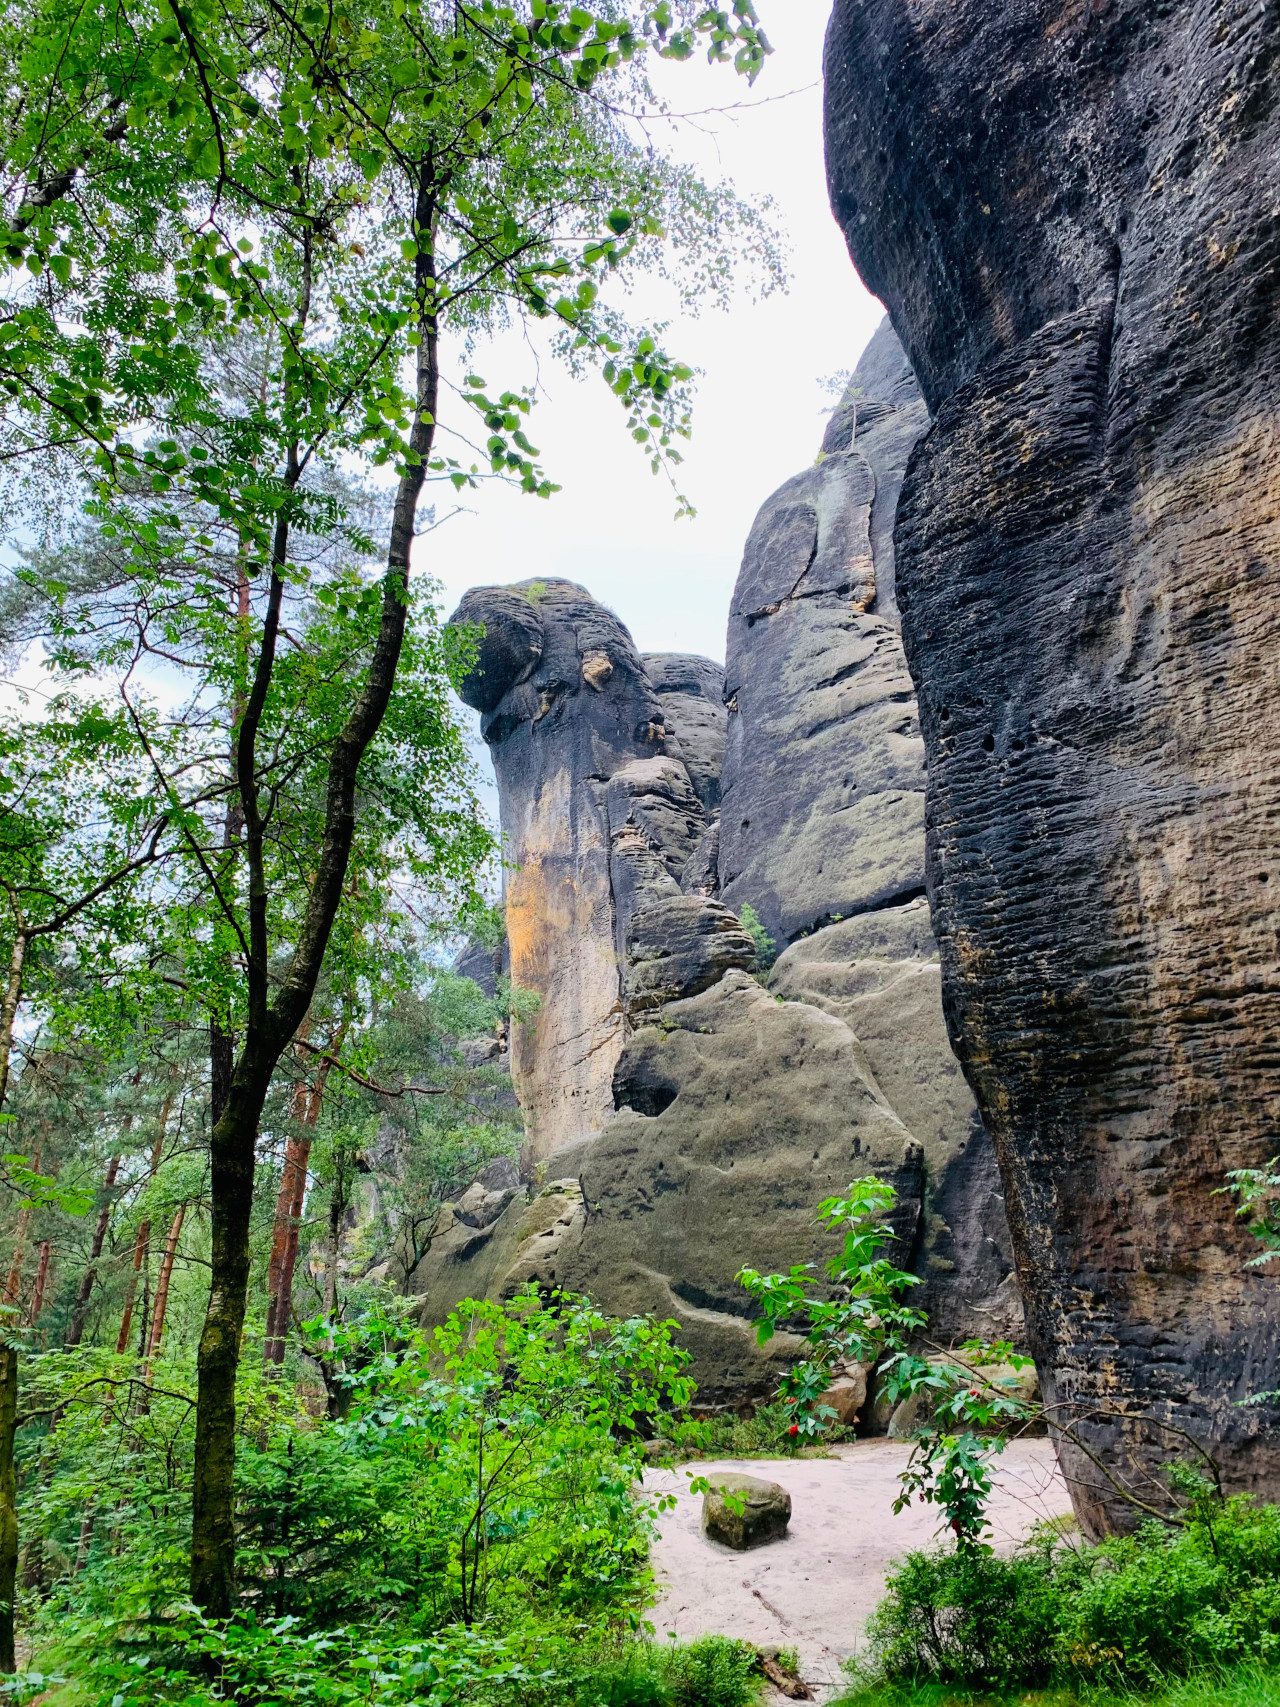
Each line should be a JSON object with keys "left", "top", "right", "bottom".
{"left": 264, "top": 1124, "right": 309, "bottom": 1365}
{"left": 0, "top": 930, "right": 26, "bottom": 1115}
{"left": 0, "top": 1342, "right": 15, "bottom": 1672}
{"left": 27, "top": 1242, "right": 49, "bottom": 1327}
{"left": 66, "top": 1155, "right": 121, "bottom": 1348}
{"left": 190, "top": 198, "right": 433, "bottom": 1615}
{"left": 2, "top": 1215, "right": 28, "bottom": 1314}
{"left": 114, "top": 1101, "right": 171, "bottom": 1356}
{"left": 115, "top": 1218, "right": 150, "bottom": 1356}
{"left": 267, "top": 1141, "right": 310, "bottom": 1365}
{"left": 322, "top": 1150, "right": 348, "bottom": 1325}
{"left": 135, "top": 1266, "right": 151, "bottom": 1360}
{"left": 145, "top": 1203, "right": 186, "bottom": 1366}
{"left": 265, "top": 1033, "right": 338, "bottom": 1367}
{"left": 0, "top": 1130, "right": 33, "bottom": 1673}
{"left": 73, "top": 1508, "right": 94, "bottom": 1573}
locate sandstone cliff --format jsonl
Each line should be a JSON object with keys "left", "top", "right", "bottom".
{"left": 429, "top": 326, "right": 1020, "bottom": 1400}
{"left": 825, "top": 0, "right": 1280, "bottom": 1529}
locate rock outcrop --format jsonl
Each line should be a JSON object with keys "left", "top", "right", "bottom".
{"left": 825, "top": 0, "right": 1280, "bottom": 1529}
{"left": 717, "top": 318, "right": 930, "bottom": 945}
{"left": 433, "top": 327, "right": 1020, "bottom": 1400}
{"left": 451, "top": 579, "right": 681, "bottom": 1161}
{"left": 642, "top": 652, "right": 727, "bottom": 815}
{"left": 702, "top": 1472, "right": 792, "bottom": 1550}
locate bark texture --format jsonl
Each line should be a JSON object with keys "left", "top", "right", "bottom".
{"left": 0, "top": 1347, "right": 14, "bottom": 1673}
{"left": 67, "top": 1154, "right": 121, "bottom": 1347}
{"left": 824, "top": 0, "right": 1280, "bottom": 1531}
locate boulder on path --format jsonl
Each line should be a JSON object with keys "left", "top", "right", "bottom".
{"left": 702, "top": 1472, "right": 791, "bottom": 1551}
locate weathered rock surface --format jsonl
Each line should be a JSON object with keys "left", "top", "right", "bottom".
{"left": 825, "top": 0, "right": 1280, "bottom": 1528}
{"left": 770, "top": 899, "right": 1021, "bottom": 1342}
{"left": 702, "top": 1472, "right": 792, "bottom": 1551}
{"left": 545, "top": 969, "right": 930, "bottom": 1404}
{"left": 717, "top": 319, "right": 931, "bottom": 947}
{"left": 450, "top": 580, "right": 683, "bottom": 1161}
{"left": 643, "top": 653, "right": 728, "bottom": 815}
{"left": 625, "top": 895, "right": 757, "bottom": 1016}
{"left": 433, "top": 333, "right": 1020, "bottom": 1402}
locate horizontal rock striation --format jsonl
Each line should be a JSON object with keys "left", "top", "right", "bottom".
{"left": 825, "top": 0, "right": 1280, "bottom": 1529}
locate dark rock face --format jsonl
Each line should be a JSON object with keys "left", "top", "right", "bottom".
{"left": 825, "top": 0, "right": 1280, "bottom": 1530}
{"left": 718, "top": 319, "right": 931, "bottom": 946}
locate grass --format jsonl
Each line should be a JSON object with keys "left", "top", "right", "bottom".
{"left": 832, "top": 1662, "right": 1280, "bottom": 1707}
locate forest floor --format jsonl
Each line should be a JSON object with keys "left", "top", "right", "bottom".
{"left": 643, "top": 1439, "right": 1070, "bottom": 1704}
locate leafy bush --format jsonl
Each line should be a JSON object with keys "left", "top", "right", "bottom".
{"left": 590, "top": 1635, "right": 761, "bottom": 1707}
{"left": 26, "top": 1288, "right": 695, "bottom": 1694}
{"left": 668, "top": 1400, "right": 850, "bottom": 1460}
{"left": 662, "top": 1635, "right": 761, "bottom": 1707}
{"left": 864, "top": 1540, "right": 1060, "bottom": 1690}
{"left": 1059, "top": 1499, "right": 1280, "bottom": 1682}
{"left": 861, "top": 1494, "right": 1280, "bottom": 1692}
{"left": 33, "top": 1616, "right": 761, "bottom": 1707}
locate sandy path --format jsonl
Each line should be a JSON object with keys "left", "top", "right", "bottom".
{"left": 643, "top": 1438, "right": 1070, "bottom": 1702}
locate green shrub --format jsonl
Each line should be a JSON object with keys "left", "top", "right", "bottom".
{"left": 38, "top": 1617, "right": 760, "bottom": 1707}
{"left": 669, "top": 1400, "right": 848, "bottom": 1459}
{"left": 1059, "top": 1499, "right": 1280, "bottom": 1682}
{"left": 737, "top": 905, "right": 775, "bottom": 975}
{"left": 864, "top": 1540, "right": 1060, "bottom": 1689}
{"left": 861, "top": 1495, "right": 1280, "bottom": 1693}
{"left": 586, "top": 1635, "right": 760, "bottom": 1707}
{"left": 662, "top": 1635, "right": 761, "bottom": 1707}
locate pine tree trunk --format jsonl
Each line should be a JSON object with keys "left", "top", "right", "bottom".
{"left": 115, "top": 1101, "right": 171, "bottom": 1357}
{"left": 145, "top": 1204, "right": 186, "bottom": 1366}
{"left": 268, "top": 1139, "right": 310, "bottom": 1366}
{"left": 264, "top": 1130, "right": 309, "bottom": 1365}
{"left": 264, "top": 1047, "right": 311, "bottom": 1365}
{"left": 115, "top": 1219, "right": 149, "bottom": 1356}
{"left": 265, "top": 1035, "right": 336, "bottom": 1367}
{"left": 66, "top": 1155, "right": 121, "bottom": 1348}
{"left": 2, "top": 1213, "right": 28, "bottom": 1313}
{"left": 28, "top": 1241, "right": 50, "bottom": 1327}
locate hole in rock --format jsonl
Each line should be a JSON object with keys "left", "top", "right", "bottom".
{"left": 982, "top": 732, "right": 995, "bottom": 752}
{"left": 617, "top": 1081, "right": 678, "bottom": 1118}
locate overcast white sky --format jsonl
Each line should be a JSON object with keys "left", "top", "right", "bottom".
{"left": 419, "top": 3, "right": 885, "bottom": 666}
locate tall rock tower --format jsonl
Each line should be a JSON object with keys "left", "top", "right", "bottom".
{"left": 429, "top": 324, "right": 1020, "bottom": 1396}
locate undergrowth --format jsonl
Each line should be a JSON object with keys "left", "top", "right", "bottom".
{"left": 834, "top": 1662, "right": 1280, "bottom": 1707}
{"left": 663, "top": 1401, "right": 855, "bottom": 1461}
{"left": 840, "top": 1491, "right": 1280, "bottom": 1702}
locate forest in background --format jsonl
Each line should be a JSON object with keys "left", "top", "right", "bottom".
{"left": 0, "top": 2, "right": 783, "bottom": 1696}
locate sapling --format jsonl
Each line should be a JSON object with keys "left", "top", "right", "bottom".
{"left": 737, "top": 1175, "right": 1034, "bottom": 1550}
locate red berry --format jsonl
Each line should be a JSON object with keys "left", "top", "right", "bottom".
{"left": 787, "top": 1424, "right": 799, "bottom": 1436}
